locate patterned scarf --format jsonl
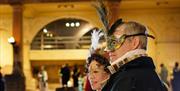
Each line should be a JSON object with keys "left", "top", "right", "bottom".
{"left": 107, "top": 49, "right": 148, "bottom": 74}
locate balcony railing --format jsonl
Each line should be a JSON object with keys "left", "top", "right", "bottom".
{"left": 31, "top": 36, "right": 92, "bottom": 50}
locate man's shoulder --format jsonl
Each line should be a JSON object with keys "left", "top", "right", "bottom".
{"left": 102, "top": 70, "right": 136, "bottom": 91}
{"left": 102, "top": 72, "right": 119, "bottom": 91}
{"left": 106, "top": 69, "right": 167, "bottom": 91}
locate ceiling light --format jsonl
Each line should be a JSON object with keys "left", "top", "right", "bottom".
{"left": 75, "top": 22, "right": 80, "bottom": 27}
{"left": 43, "top": 28, "right": 48, "bottom": 33}
{"left": 46, "top": 33, "right": 50, "bottom": 37}
{"left": 44, "top": 45, "right": 53, "bottom": 48}
{"left": 8, "top": 37, "right": 15, "bottom": 44}
{"left": 50, "top": 34, "right": 53, "bottom": 37}
{"left": 65, "top": 22, "right": 70, "bottom": 27}
{"left": 71, "top": 22, "right": 75, "bottom": 27}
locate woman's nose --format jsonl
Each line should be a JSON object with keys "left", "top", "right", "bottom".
{"left": 88, "top": 73, "right": 94, "bottom": 79}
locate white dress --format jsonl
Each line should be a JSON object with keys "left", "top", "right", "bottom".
{"left": 38, "top": 70, "right": 48, "bottom": 91}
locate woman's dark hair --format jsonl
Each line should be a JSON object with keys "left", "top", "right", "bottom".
{"left": 86, "top": 53, "right": 110, "bottom": 73}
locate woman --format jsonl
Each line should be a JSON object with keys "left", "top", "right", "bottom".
{"left": 87, "top": 53, "right": 110, "bottom": 91}
{"left": 38, "top": 66, "right": 48, "bottom": 91}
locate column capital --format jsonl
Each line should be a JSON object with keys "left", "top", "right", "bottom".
{"left": 12, "top": 4, "right": 23, "bottom": 13}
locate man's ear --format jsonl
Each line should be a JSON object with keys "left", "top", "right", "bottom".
{"left": 131, "top": 37, "right": 140, "bottom": 50}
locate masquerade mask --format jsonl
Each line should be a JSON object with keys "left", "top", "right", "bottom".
{"left": 106, "top": 33, "right": 155, "bottom": 52}
{"left": 107, "top": 35, "right": 126, "bottom": 51}
{"left": 107, "top": 35, "right": 126, "bottom": 52}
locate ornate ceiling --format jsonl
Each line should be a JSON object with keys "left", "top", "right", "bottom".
{"left": 0, "top": 0, "right": 120, "bottom": 4}
{"left": 0, "top": 0, "right": 180, "bottom": 17}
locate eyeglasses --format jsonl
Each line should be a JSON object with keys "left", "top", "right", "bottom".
{"left": 106, "top": 33, "right": 155, "bottom": 52}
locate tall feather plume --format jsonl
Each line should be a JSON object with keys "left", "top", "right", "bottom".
{"left": 90, "top": 29, "right": 104, "bottom": 53}
{"left": 86, "top": 0, "right": 109, "bottom": 64}
{"left": 92, "top": 0, "right": 109, "bottom": 31}
{"left": 86, "top": 29, "right": 104, "bottom": 63}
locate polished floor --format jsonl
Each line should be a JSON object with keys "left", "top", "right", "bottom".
{"left": 37, "top": 83, "right": 60, "bottom": 91}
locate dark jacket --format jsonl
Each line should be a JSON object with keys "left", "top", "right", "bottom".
{"left": 0, "top": 73, "right": 5, "bottom": 91}
{"left": 102, "top": 56, "right": 167, "bottom": 91}
{"left": 171, "top": 69, "right": 180, "bottom": 91}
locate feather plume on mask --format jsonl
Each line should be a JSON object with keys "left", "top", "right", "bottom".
{"left": 86, "top": 0, "right": 109, "bottom": 64}
{"left": 86, "top": 29, "right": 105, "bottom": 63}
{"left": 92, "top": 0, "right": 109, "bottom": 31}
{"left": 90, "top": 29, "right": 104, "bottom": 53}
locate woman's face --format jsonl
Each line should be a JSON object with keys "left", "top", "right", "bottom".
{"left": 88, "top": 60, "right": 109, "bottom": 91}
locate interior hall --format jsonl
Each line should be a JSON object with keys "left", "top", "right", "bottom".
{"left": 0, "top": 0, "right": 180, "bottom": 91}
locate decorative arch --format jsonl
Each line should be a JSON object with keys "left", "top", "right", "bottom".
{"left": 30, "top": 16, "right": 101, "bottom": 49}
{"left": 29, "top": 16, "right": 101, "bottom": 44}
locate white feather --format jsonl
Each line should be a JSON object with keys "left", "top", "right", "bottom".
{"left": 91, "top": 29, "right": 104, "bottom": 51}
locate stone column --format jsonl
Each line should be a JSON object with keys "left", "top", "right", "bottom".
{"left": 12, "top": 4, "right": 23, "bottom": 75}
{"left": 5, "top": 4, "right": 25, "bottom": 91}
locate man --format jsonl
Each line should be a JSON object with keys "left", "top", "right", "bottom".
{"left": 102, "top": 19, "right": 167, "bottom": 91}
{"left": 60, "top": 64, "right": 70, "bottom": 87}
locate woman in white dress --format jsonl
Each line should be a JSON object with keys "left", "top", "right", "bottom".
{"left": 38, "top": 66, "right": 48, "bottom": 91}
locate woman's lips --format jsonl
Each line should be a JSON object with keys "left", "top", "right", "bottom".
{"left": 91, "top": 81, "right": 98, "bottom": 86}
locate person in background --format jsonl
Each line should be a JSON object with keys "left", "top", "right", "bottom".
{"left": 0, "top": 67, "right": 5, "bottom": 91}
{"left": 78, "top": 73, "right": 84, "bottom": 91}
{"left": 38, "top": 66, "right": 48, "bottom": 91}
{"left": 61, "top": 64, "right": 70, "bottom": 87}
{"left": 171, "top": 62, "right": 180, "bottom": 91}
{"left": 102, "top": 19, "right": 167, "bottom": 91}
{"left": 173, "top": 62, "right": 179, "bottom": 75}
{"left": 87, "top": 53, "right": 110, "bottom": 91}
{"left": 159, "top": 63, "right": 168, "bottom": 85}
{"left": 72, "top": 64, "right": 80, "bottom": 91}
{"left": 58, "top": 66, "right": 62, "bottom": 87}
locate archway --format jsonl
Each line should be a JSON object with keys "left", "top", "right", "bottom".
{"left": 30, "top": 18, "right": 98, "bottom": 83}
{"left": 31, "top": 18, "right": 96, "bottom": 50}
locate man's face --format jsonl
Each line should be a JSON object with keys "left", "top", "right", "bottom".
{"left": 108, "top": 25, "right": 133, "bottom": 63}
